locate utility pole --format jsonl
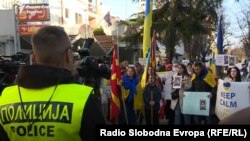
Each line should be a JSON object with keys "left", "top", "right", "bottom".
{"left": 61, "top": 0, "right": 64, "bottom": 25}
{"left": 13, "top": 4, "right": 21, "bottom": 53}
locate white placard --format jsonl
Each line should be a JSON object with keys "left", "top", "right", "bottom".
{"left": 138, "top": 58, "right": 146, "bottom": 66}
{"left": 215, "top": 54, "right": 228, "bottom": 66}
{"left": 182, "top": 60, "right": 190, "bottom": 65}
{"left": 215, "top": 79, "right": 250, "bottom": 120}
{"left": 173, "top": 76, "right": 182, "bottom": 89}
{"left": 183, "top": 92, "right": 211, "bottom": 116}
{"left": 228, "top": 55, "right": 236, "bottom": 68}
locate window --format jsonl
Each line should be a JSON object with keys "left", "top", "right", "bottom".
{"left": 65, "top": 8, "right": 69, "bottom": 18}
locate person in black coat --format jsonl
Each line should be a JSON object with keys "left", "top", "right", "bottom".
{"left": 143, "top": 75, "right": 162, "bottom": 125}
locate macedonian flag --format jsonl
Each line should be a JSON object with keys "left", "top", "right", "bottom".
{"left": 110, "top": 44, "right": 122, "bottom": 121}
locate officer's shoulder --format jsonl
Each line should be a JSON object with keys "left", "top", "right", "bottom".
{"left": 2, "top": 85, "right": 17, "bottom": 92}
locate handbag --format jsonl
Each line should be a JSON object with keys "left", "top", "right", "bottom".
{"left": 171, "top": 89, "right": 179, "bottom": 100}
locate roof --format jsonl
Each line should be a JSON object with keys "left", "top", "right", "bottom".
{"left": 95, "top": 35, "right": 113, "bottom": 55}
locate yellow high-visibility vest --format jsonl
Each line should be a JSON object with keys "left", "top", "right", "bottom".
{"left": 0, "top": 84, "right": 92, "bottom": 141}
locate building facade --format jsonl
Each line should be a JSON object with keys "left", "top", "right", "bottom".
{"left": 0, "top": 0, "right": 108, "bottom": 37}
{"left": 0, "top": 0, "right": 125, "bottom": 59}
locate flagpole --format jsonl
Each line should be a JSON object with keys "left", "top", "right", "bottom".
{"left": 121, "top": 91, "right": 129, "bottom": 124}
{"left": 116, "top": 18, "right": 119, "bottom": 59}
{"left": 150, "top": 90, "right": 153, "bottom": 125}
{"left": 216, "top": 15, "right": 223, "bottom": 78}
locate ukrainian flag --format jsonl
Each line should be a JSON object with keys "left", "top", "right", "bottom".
{"left": 209, "top": 53, "right": 217, "bottom": 77}
{"left": 142, "top": 0, "right": 153, "bottom": 58}
{"left": 141, "top": 48, "right": 151, "bottom": 88}
{"left": 217, "top": 16, "right": 223, "bottom": 54}
{"left": 191, "top": 69, "right": 216, "bottom": 88}
{"left": 209, "top": 16, "right": 223, "bottom": 77}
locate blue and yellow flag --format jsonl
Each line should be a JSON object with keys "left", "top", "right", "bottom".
{"left": 141, "top": 48, "right": 151, "bottom": 88}
{"left": 210, "top": 16, "right": 223, "bottom": 77}
{"left": 150, "top": 31, "right": 156, "bottom": 69}
{"left": 191, "top": 69, "right": 216, "bottom": 88}
{"left": 217, "top": 16, "right": 223, "bottom": 54}
{"left": 142, "top": 0, "right": 153, "bottom": 58}
{"left": 209, "top": 53, "right": 217, "bottom": 77}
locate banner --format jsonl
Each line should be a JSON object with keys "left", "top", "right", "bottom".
{"left": 173, "top": 76, "right": 182, "bottom": 89}
{"left": 157, "top": 71, "right": 174, "bottom": 100}
{"left": 19, "top": 25, "right": 47, "bottom": 35}
{"left": 215, "top": 54, "right": 228, "bottom": 66}
{"left": 18, "top": 4, "right": 50, "bottom": 22}
{"left": 183, "top": 92, "right": 210, "bottom": 116}
{"left": 215, "top": 79, "right": 250, "bottom": 120}
{"left": 228, "top": 55, "right": 236, "bottom": 68}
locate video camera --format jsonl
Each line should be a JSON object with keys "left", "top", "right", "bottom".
{"left": 0, "top": 52, "right": 29, "bottom": 92}
{"left": 74, "top": 38, "right": 111, "bottom": 90}
{"left": 0, "top": 52, "right": 28, "bottom": 74}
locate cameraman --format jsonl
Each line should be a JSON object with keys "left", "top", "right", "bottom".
{"left": 0, "top": 26, "right": 105, "bottom": 141}
{"left": 77, "top": 50, "right": 111, "bottom": 107}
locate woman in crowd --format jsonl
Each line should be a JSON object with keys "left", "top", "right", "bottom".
{"left": 171, "top": 64, "right": 192, "bottom": 125}
{"left": 143, "top": 75, "right": 162, "bottom": 125}
{"left": 224, "top": 66, "right": 241, "bottom": 82}
{"left": 147, "top": 66, "right": 163, "bottom": 91}
{"left": 120, "top": 67, "right": 139, "bottom": 124}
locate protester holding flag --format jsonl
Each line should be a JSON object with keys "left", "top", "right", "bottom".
{"left": 119, "top": 67, "right": 139, "bottom": 124}
{"left": 134, "top": 62, "right": 144, "bottom": 81}
{"left": 134, "top": 63, "right": 145, "bottom": 124}
{"left": 147, "top": 66, "right": 163, "bottom": 91}
{"left": 189, "top": 62, "right": 217, "bottom": 125}
{"left": 143, "top": 75, "right": 162, "bottom": 125}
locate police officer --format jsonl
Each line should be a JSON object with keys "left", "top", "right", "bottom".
{"left": 0, "top": 26, "right": 105, "bottom": 141}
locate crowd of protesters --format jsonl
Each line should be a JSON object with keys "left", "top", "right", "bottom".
{"left": 100, "top": 57, "right": 250, "bottom": 125}
{"left": 1, "top": 26, "right": 249, "bottom": 141}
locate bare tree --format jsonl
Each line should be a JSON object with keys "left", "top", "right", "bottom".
{"left": 237, "top": 1, "right": 250, "bottom": 57}
{"left": 221, "top": 15, "right": 233, "bottom": 50}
